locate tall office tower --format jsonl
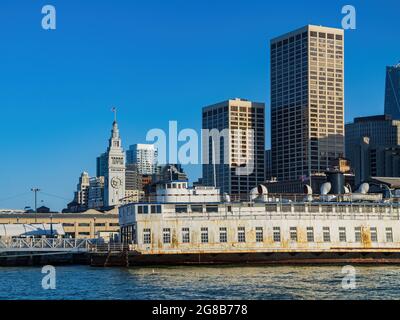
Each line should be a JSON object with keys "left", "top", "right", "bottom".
{"left": 126, "top": 144, "right": 158, "bottom": 175}
{"left": 74, "top": 172, "right": 90, "bottom": 207}
{"left": 96, "top": 152, "right": 107, "bottom": 178}
{"left": 125, "top": 164, "right": 144, "bottom": 203}
{"left": 345, "top": 115, "right": 400, "bottom": 184}
{"left": 265, "top": 149, "right": 272, "bottom": 181}
{"left": 270, "top": 25, "right": 345, "bottom": 181}
{"left": 103, "top": 119, "right": 126, "bottom": 207}
{"left": 202, "top": 98, "right": 265, "bottom": 197}
{"left": 88, "top": 176, "right": 105, "bottom": 209}
{"left": 384, "top": 64, "right": 400, "bottom": 120}
{"left": 345, "top": 115, "right": 400, "bottom": 148}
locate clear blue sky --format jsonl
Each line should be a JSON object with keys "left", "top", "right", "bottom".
{"left": 0, "top": 0, "right": 399, "bottom": 210}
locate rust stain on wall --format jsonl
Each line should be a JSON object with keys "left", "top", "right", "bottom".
{"left": 362, "top": 226, "right": 372, "bottom": 248}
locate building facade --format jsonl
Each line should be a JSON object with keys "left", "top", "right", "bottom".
{"left": 346, "top": 115, "right": 400, "bottom": 149}
{"left": 349, "top": 137, "right": 400, "bottom": 185}
{"left": 0, "top": 211, "right": 119, "bottom": 240}
{"left": 88, "top": 176, "right": 105, "bottom": 209}
{"left": 202, "top": 98, "right": 265, "bottom": 197}
{"left": 74, "top": 172, "right": 90, "bottom": 208}
{"left": 265, "top": 149, "right": 272, "bottom": 181}
{"left": 125, "top": 163, "right": 144, "bottom": 203}
{"left": 103, "top": 120, "right": 126, "bottom": 207}
{"left": 270, "top": 25, "right": 345, "bottom": 181}
{"left": 126, "top": 144, "right": 158, "bottom": 175}
{"left": 384, "top": 64, "right": 400, "bottom": 120}
{"left": 96, "top": 152, "right": 107, "bottom": 178}
{"left": 346, "top": 115, "right": 400, "bottom": 185}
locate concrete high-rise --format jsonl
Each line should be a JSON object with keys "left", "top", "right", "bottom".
{"left": 126, "top": 144, "right": 158, "bottom": 175}
{"left": 345, "top": 115, "right": 400, "bottom": 184}
{"left": 270, "top": 25, "right": 345, "bottom": 181}
{"left": 96, "top": 152, "right": 107, "bottom": 178}
{"left": 88, "top": 176, "right": 105, "bottom": 209}
{"left": 345, "top": 115, "right": 400, "bottom": 149}
{"left": 74, "top": 172, "right": 90, "bottom": 207}
{"left": 202, "top": 98, "right": 265, "bottom": 198}
{"left": 384, "top": 64, "right": 400, "bottom": 120}
{"left": 124, "top": 164, "right": 144, "bottom": 204}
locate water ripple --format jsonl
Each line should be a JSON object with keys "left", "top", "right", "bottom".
{"left": 1, "top": 265, "right": 400, "bottom": 300}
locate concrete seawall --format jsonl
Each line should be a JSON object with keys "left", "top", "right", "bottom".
{"left": 90, "top": 251, "right": 400, "bottom": 267}
{"left": 0, "top": 252, "right": 90, "bottom": 266}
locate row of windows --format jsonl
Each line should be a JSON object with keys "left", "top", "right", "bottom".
{"left": 142, "top": 226, "right": 394, "bottom": 245}
{"left": 137, "top": 205, "right": 162, "bottom": 214}
{"left": 62, "top": 222, "right": 116, "bottom": 227}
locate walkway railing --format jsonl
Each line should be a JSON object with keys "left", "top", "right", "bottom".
{"left": 90, "top": 243, "right": 128, "bottom": 253}
{"left": 0, "top": 238, "right": 95, "bottom": 252}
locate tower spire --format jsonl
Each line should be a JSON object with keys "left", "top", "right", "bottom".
{"left": 111, "top": 106, "right": 117, "bottom": 123}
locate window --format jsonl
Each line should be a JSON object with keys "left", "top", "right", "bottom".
{"left": 355, "top": 227, "right": 362, "bottom": 242}
{"left": 175, "top": 205, "right": 187, "bottom": 214}
{"left": 323, "top": 227, "right": 331, "bottom": 242}
{"left": 290, "top": 227, "right": 298, "bottom": 241}
{"left": 339, "top": 227, "right": 347, "bottom": 242}
{"left": 238, "top": 227, "right": 246, "bottom": 243}
{"left": 219, "top": 227, "right": 227, "bottom": 243}
{"left": 201, "top": 228, "right": 209, "bottom": 243}
{"left": 95, "top": 223, "right": 106, "bottom": 227}
{"left": 78, "top": 223, "right": 90, "bottom": 227}
{"left": 143, "top": 228, "right": 151, "bottom": 244}
{"left": 78, "top": 232, "right": 90, "bottom": 236}
{"left": 163, "top": 228, "right": 171, "bottom": 244}
{"left": 386, "top": 228, "right": 393, "bottom": 243}
{"left": 182, "top": 228, "right": 190, "bottom": 243}
{"left": 191, "top": 205, "right": 203, "bottom": 213}
{"left": 370, "top": 227, "right": 378, "bottom": 242}
{"left": 256, "top": 227, "right": 263, "bottom": 243}
{"left": 206, "top": 205, "right": 219, "bottom": 213}
{"left": 273, "top": 227, "right": 281, "bottom": 242}
{"left": 138, "top": 206, "right": 149, "bottom": 214}
{"left": 151, "top": 205, "right": 162, "bottom": 214}
{"left": 63, "top": 223, "right": 75, "bottom": 227}
{"left": 307, "top": 227, "right": 314, "bottom": 242}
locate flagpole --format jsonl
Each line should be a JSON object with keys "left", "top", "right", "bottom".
{"left": 112, "top": 107, "right": 117, "bottom": 122}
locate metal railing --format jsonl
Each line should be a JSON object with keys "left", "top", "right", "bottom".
{"left": 90, "top": 243, "right": 128, "bottom": 253}
{"left": 0, "top": 238, "right": 95, "bottom": 252}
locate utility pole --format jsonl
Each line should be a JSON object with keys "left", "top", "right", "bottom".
{"left": 31, "top": 188, "right": 40, "bottom": 223}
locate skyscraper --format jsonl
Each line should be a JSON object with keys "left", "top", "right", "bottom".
{"left": 96, "top": 152, "right": 107, "bottom": 178}
{"left": 202, "top": 98, "right": 265, "bottom": 198}
{"left": 125, "top": 163, "right": 144, "bottom": 203}
{"left": 126, "top": 144, "right": 158, "bottom": 175}
{"left": 345, "top": 115, "right": 400, "bottom": 184}
{"left": 88, "top": 176, "right": 105, "bottom": 209}
{"left": 74, "top": 171, "right": 90, "bottom": 207}
{"left": 345, "top": 115, "right": 400, "bottom": 149}
{"left": 103, "top": 119, "right": 126, "bottom": 207}
{"left": 270, "top": 25, "right": 345, "bottom": 181}
{"left": 384, "top": 64, "right": 400, "bottom": 120}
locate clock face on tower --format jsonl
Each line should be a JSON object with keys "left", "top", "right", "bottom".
{"left": 111, "top": 177, "right": 122, "bottom": 189}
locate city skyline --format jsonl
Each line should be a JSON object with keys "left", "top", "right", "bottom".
{"left": 1, "top": 0, "right": 399, "bottom": 210}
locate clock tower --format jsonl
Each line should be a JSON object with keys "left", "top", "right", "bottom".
{"left": 104, "top": 110, "right": 125, "bottom": 207}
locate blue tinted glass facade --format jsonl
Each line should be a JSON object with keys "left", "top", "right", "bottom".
{"left": 384, "top": 65, "right": 400, "bottom": 120}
